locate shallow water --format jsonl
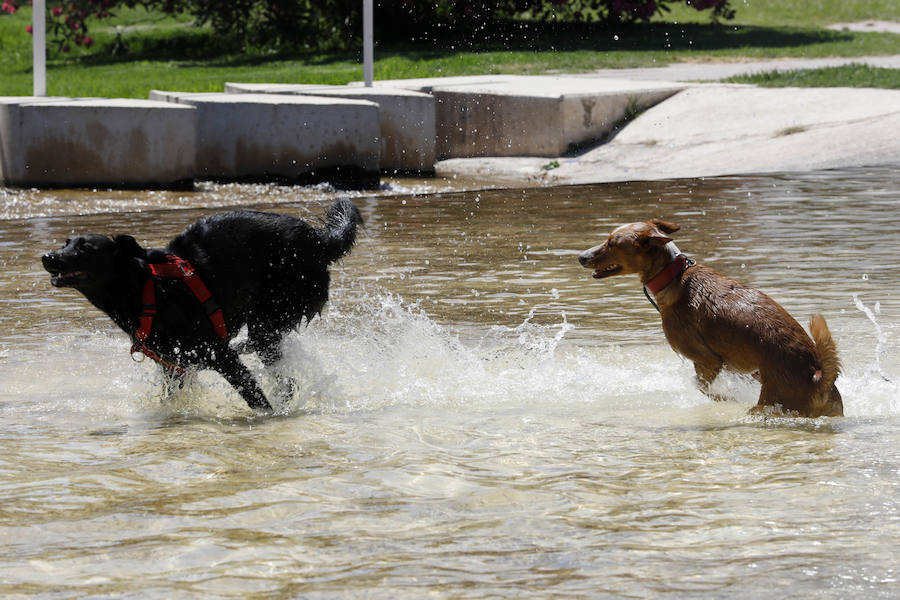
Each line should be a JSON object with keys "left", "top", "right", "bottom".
{"left": 0, "top": 169, "right": 898, "bottom": 598}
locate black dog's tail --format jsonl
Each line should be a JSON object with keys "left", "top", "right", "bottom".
{"left": 320, "top": 197, "right": 362, "bottom": 263}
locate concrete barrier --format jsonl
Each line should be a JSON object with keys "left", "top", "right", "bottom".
{"left": 150, "top": 91, "right": 381, "bottom": 187}
{"left": 355, "top": 76, "right": 685, "bottom": 158}
{"left": 0, "top": 97, "right": 195, "bottom": 189}
{"left": 225, "top": 83, "right": 436, "bottom": 174}
{"left": 428, "top": 77, "right": 685, "bottom": 158}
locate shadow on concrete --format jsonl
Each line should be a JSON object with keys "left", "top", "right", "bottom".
{"left": 71, "top": 21, "right": 854, "bottom": 67}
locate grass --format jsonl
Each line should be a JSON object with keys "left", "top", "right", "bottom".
{"left": 777, "top": 125, "right": 808, "bottom": 136}
{"left": 0, "top": 2, "right": 899, "bottom": 98}
{"left": 725, "top": 64, "right": 900, "bottom": 88}
{"left": 658, "top": 0, "right": 900, "bottom": 27}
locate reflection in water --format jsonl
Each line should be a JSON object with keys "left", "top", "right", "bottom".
{"left": 0, "top": 169, "right": 898, "bottom": 598}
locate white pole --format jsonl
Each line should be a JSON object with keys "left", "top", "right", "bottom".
{"left": 32, "top": 0, "right": 46, "bottom": 96}
{"left": 363, "top": 0, "right": 373, "bottom": 87}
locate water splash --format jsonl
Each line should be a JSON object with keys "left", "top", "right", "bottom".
{"left": 852, "top": 293, "right": 890, "bottom": 382}
{"left": 846, "top": 294, "right": 899, "bottom": 416}
{"left": 141, "top": 288, "right": 900, "bottom": 419}
{"left": 271, "top": 290, "right": 707, "bottom": 416}
{"left": 3, "top": 290, "right": 896, "bottom": 421}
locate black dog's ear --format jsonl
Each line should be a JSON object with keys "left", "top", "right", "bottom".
{"left": 113, "top": 235, "right": 146, "bottom": 259}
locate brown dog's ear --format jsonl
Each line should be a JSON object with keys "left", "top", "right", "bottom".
{"left": 113, "top": 234, "right": 146, "bottom": 259}
{"left": 649, "top": 219, "right": 680, "bottom": 234}
{"left": 646, "top": 230, "right": 673, "bottom": 247}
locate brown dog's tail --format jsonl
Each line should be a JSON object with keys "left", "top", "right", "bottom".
{"left": 810, "top": 314, "right": 841, "bottom": 389}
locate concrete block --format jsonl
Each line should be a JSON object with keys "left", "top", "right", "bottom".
{"left": 428, "top": 76, "right": 684, "bottom": 158}
{"left": 225, "top": 83, "right": 436, "bottom": 173}
{"left": 0, "top": 97, "right": 195, "bottom": 189}
{"left": 150, "top": 91, "right": 380, "bottom": 186}
{"left": 350, "top": 75, "right": 521, "bottom": 93}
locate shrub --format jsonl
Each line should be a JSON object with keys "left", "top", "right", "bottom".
{"left": 523, "top": 0, "right": 736, "bottom": 24}
{"left": 1, "top": 0, "right": 733, "bottom": 55}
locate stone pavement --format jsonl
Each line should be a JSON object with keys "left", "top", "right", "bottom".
{"left": 434, "top": 53, "right": 900, "bottom": 186}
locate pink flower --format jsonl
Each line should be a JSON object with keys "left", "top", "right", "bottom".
{"left": 26, "top": 24, "right": 33, "bottom": 34}
{"left": 82, "top": 36, "right": 93, "bottom": 46}
{"left": 1, "top": 1, "right": 17, "bottom": 14}
{"left": 51, "top": 5, "right": 62, "bottom": 15}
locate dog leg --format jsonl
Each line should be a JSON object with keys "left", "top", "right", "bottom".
{"left": 244, "top": 321, "right": 283, "bottom": 363}
{"left": 749, "top": 380, "right": 798, "bottom": 417}
{"left": 213, "top": 348, "right": 272, "bottom": 411}
{"left": 257, "top": 343, "right": 284, "bottom": 366}
{"left": 248, "top": 327, "right": 298, "bottom": 405}
{"left": 694, "top": 362, "right": 728, "bottom": 402}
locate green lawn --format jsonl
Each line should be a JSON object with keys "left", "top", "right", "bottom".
{"left": 725, "top": 63, "right": 900, "bottom": 88}
{"left": 659, "top": 0, "right": 900, "bottom": 27}
{"left": 0, "top": 2, "right": 899, "bottom": 98}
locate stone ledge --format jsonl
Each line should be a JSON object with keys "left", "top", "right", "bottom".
{"left": 428, "top": 77, "right": 685, "bottom": 158}
{"left": 0, "top": 97, "right": 195, "bottom": 189}
{"left": 150, "top": 91, "right": 381, "bottom": 187}
{"left": 225, "top": 83, "right": 436, "bottom": 174}
{"left": 347, "top": 75, "right": 684, "bottom": 158}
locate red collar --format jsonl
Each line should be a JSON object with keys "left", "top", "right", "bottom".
{"left": 644, "top": 254, "right": 693, "bottom": 296}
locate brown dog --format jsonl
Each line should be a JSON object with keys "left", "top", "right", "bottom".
{"left": 578, "top": 219, "right": 843, "bottom": 417}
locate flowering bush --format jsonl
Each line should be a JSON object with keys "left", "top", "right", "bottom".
{"left": 2, "top": 0, "right": 102, "bottom": 53}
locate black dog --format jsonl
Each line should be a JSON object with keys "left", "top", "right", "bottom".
{"left": 42, "top": 198, "right": 361, "bottom": 411}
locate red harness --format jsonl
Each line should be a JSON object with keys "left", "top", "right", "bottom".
{"left": 130, "top": 255, "right": 227, "bottom": 373}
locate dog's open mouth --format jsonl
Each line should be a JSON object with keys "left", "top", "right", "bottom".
{"left": 593, "top": 264, "right": 622, "bottom": 279}
{"left": 49, "top": 270, "right": 88, "bottom": 287}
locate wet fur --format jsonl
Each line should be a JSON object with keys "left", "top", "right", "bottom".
{"left": 578, "top": 219, "right": 843, "bottom": 417}
{"left": 41, "top": 198, "right": 361, "bottom": 412}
